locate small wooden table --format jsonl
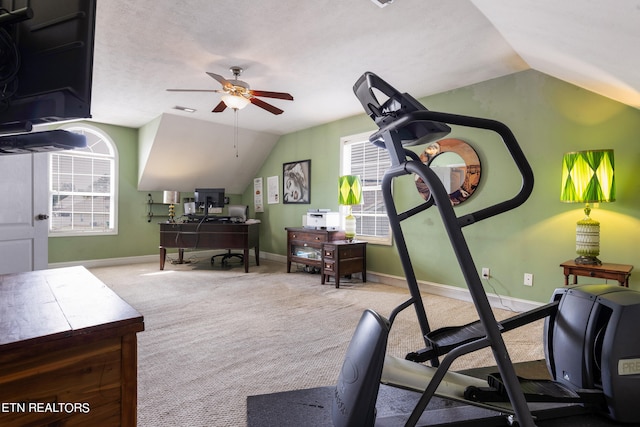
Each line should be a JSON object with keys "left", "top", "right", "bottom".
{"left": 321, "top": 240, "right": 367, "bottom": 288}
{"left": 560, "top": 260, "right": 633, "bottom": 287}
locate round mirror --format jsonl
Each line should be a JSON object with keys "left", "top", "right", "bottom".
{"left": 414, "top": 138, "right": 481, "bottom": 205}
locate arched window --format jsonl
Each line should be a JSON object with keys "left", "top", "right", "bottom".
{"left": 49, "top": 125, "right": 118, "bottom": 236}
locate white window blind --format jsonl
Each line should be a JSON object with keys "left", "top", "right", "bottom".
{"left": 341, "top": 131, "right": 392, "bottom": 245}
{"left": 49, "top": 126, "right": 118, "bottom": 236}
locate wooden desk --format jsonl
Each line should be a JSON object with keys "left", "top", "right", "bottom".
{"left": 160, "top": 222, "right": 260, "bottom": 272}
{"left": 321, "top": 240, "right": 367, "bottom": 288}
{"left": 0, "top": 266, "right": 144, "bottom": 427}
{"left": 560, "top": 260, "right": 633, "bottom": 287}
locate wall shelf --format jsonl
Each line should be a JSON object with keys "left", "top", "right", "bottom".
{"left": 146, "top": 193, "right": 168, "bottom": 222}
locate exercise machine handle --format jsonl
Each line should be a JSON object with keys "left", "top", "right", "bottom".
{"left": 370, "top": 110, "right": 534, "bottom": 226}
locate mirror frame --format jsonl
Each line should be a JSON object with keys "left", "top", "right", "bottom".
{"left": 414, "top": 138, "right": 481, "bottom": 205}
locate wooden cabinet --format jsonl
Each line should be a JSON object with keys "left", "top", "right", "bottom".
{"left": 0, "top": 267, "right": 144, "bottom": 427}
{"left": 321, "top": 240, "right": 367, "bottom": 288}
{"left": 286, "top": 227, "right": 345, "bottom": 273}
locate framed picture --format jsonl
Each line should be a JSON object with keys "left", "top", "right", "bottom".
{"left": 283, "top": 159, "right": 311, "bottom": 204}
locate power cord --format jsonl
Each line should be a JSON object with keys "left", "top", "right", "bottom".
{"left": 481, "top": 276, "right": 517, "bottom": 312}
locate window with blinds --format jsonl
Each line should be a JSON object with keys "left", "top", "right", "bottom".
{"left": 49, "top": 125, "right": 118, "bottom": 236}
{"left": 341, "top": 131, "right": 392, "bottom": 245}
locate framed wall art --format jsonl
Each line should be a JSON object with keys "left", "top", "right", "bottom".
{"left": 283, "top": 159, "right": 310, "bottom": 204}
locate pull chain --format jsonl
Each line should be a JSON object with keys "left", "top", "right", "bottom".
{"left": 233, "top": 108, "right": 239, "bottom": 157}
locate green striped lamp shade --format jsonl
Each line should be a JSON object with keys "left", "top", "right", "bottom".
{"left": 560, "top": 149, "right": 614, "bottom": 265}
{"left": 560, "top": 150, "right": 615, "bottom": 203}
{"left": 338, "top": 175, "right": 362, "bottom": 205}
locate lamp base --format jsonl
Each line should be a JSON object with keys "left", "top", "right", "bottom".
{"left": 574, "top": 205, "right": 601, "bottom": 266}
{"left": 344, "top": 210, "right": 356, "bottom": 242}
{"left": 574, "top": 255, "right": 602, "bottom": 266}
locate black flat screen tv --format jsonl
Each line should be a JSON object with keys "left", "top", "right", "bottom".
{"left": 0, "top": 0, "right": 96, "bottom": 130}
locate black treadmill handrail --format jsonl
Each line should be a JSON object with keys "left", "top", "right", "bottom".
{"left": 370, "top": 110, "right": 534, "bottom": 227}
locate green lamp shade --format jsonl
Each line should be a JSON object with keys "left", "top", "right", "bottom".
{"left": 560, "top": 149, "right": 615, "bottom": 265}
{"left": 560, "top": 150, "right": 615, "bottom": 203}
{"left": 339, "top": 175, "right": 362, "bottom": 205}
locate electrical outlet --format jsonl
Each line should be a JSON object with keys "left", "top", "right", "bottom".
{"left": 482, "top": 267, "right": 490, "bottom": 279}
{"left": 524, "top": 273, "right": 533, "bottom": 286}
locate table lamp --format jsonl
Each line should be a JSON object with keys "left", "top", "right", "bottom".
{"left": 339, "top": 175, "right": 362, "bottom": 241}
{"left": 560, "top": 149, "right": 615, "bottom": 265}
{"left": 163, "top": 190, "right": 180, "bottom": 223}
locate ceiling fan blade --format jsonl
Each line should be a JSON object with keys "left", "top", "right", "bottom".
{"left": 212, "top": 101, "right": 227, "bottom": 113}
{"left": 250, "top": 90, "right": 294, "bottom": 101}
{"left": 206, "top": 72, "right": 233, "bottom": 90}
{"left": 250, "top": 97, "right": 284, "bottom": 115}
{"left": 166, "top": 89, "right": 219, "bottom": 92}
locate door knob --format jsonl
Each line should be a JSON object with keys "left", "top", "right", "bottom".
{"left": 36, "top": 214, "right": 49, "bottom": 220}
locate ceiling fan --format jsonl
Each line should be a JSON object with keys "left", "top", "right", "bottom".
{"left": 166, "top": 67, "right": 294, "bottom": 115}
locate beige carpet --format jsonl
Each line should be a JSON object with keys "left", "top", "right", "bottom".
{"left": 89, "top": 256, "right": 544, "bottom": 427}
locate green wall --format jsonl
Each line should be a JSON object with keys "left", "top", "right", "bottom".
{"left": 48, "top": 122, "right": 160, "bottom": 262}
{"left": 244, "top": 70, "right": 640, "bottom": 302}
{"left": 49, "top": 70, "right": 640, "bottom": 303}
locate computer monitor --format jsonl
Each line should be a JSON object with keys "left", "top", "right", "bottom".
{"left": 194, "top": 188, "right": 225, "bottom": 216}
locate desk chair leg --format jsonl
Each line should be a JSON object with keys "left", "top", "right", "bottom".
{"left": 211, "top": 250, "right": 244, "bottom": 266}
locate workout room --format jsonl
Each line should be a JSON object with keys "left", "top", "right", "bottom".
{"left": 1, "top": 1, "right": 639, "bottom": 426}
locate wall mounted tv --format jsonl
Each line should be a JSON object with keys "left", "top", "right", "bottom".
{"left": 0, "top": 0, "right": 97, "bottom": 131}
{"left": 194, "top": 188, "right": 225, "bottom": 216}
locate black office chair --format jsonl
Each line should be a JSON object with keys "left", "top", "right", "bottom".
{"left": 210, "top": 205, "right": 248, "bottom": 267}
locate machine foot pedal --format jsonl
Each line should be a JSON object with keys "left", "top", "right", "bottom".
{"left": 464, "top": 373, "right": 605, "bottom": 405}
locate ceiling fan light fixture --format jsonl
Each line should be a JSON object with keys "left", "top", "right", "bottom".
{"left": 221, "top": 94, "right": 250, "bottom": 110}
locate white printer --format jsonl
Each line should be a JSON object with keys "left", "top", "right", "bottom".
{"left": 303, "top": 209, "right": 340, "bottom": 230}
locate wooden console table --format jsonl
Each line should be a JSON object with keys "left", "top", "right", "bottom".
{"left": 0, "top": 266, "right": 145, "bottom": 427}
{"left": 286, "top": 227, "right": 345, "bottom": 273}
{"left": 560, "top": 260, "right": 633, "bottom": 287}
{"left": 159, "top": 222, "right": 260, "bottom": 272}
{"left": 321, "top": 240, "right": 367, "bottom": 288}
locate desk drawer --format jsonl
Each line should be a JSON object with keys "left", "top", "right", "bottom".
{"left": 160, "top": 231, "right": 198, "bottom": 247}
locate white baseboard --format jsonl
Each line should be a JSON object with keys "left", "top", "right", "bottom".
{"left": 47, "top": 249, "right": 251, "bottom": 270}
{"left": 49, "top": 254, "right": 159, "bottom": 269}
{"left": 366, "top": 270, "right": 542, "bottom": 312}
{"left": 49, "top": 250, "right": 541, "bottom": 312}
{"left": 261, "top": 251, "right": 541, "bottom": 312}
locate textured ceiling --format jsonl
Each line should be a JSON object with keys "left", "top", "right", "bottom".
{"left": 88, "top": 0, "right": 640, "bottom": 192}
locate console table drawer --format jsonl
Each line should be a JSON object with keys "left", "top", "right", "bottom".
{"left": 323, "top": 259, "right": 336, "bottom": 273}
{"left": 288, "top": 230, "right": 328, "bottom": 244}
{"left": 324, "top": 243, "right": 365, "bottom": 260}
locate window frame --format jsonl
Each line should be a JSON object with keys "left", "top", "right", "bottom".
{"left": 340, "top": 131, "right": 393, "bottom": 246}
{"left": 48, "top": 124, "right": 119, "bottom": 237}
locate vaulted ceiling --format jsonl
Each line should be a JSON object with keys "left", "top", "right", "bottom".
{"left": 89, "top": 0, "right": 640, "bottom": 193}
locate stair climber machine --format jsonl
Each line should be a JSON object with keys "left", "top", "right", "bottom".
{"left": 331, "top": 72, "right": 640, "bottom": 427}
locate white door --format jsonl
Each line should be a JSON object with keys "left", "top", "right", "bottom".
{"left": 0, "top": 153, "right": 49, "bottom": 274}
